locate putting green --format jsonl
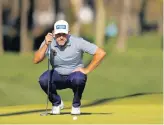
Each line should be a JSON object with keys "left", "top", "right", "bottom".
{"left": 0, "top": 94, "right": 163, "bottom": 124}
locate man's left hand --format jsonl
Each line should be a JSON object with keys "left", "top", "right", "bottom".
{"left": 72, "top": 67, "right": 89, "bottom": 74}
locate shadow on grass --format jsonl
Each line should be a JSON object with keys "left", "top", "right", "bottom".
{"left": 0, "top": 110, "right": 113, "bottom": 117}
{"left": 49, "top": 112, "right": 113, "bottom": 115}
{"left": 82, "top": 92, "right": 159, "bottom": 108}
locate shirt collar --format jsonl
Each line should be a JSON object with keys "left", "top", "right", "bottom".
{"left": 53, "top": 35, "right": 71, "bottom": 47}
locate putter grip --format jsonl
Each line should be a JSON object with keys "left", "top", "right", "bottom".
{"left": 45, "top": 41, "right": 51, "bottom": 46}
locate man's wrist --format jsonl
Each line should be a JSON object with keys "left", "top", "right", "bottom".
{"left": 84, "top": 68, "right": 90, "bottom": 74}
{"left": 45, "top": 40, "right": 49, "bottom": 46}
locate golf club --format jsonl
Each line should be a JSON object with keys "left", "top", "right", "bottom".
{"left": 40, "top": 43, "right": 51, "bottom": 116}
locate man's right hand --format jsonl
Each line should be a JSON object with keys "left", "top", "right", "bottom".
{"left": 45, "top": 33, "right": 53, "bottom": 45}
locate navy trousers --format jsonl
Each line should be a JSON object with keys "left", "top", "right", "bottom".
{"left": 38, "top": 70, "right": 87, "bottom": 107}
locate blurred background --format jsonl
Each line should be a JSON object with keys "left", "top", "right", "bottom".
{"left": 0, "top": 0, "right": 163, "bottom": 106}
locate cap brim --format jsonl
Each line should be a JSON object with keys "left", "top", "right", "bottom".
{"left": 54, "top": 30, "right": 68, "bottom": 34}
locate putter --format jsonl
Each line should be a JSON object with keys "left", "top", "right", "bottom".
{"left": 40, "top": 43, "right": 51, "bottom": 116}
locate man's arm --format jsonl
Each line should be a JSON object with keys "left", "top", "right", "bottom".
{"left": 33, "top": 43, "right": 48, "bottom": 64}
{"left": 73, "top": 47, "right": 106, "bottom": 74}
{"left": 85, "top": 48, "right": 106, "bottom": 74}
{"left": 33, "top": 33, "right": 53, "bottom": 64}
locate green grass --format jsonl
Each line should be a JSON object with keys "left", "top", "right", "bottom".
{"left": 0, "top": 33, "right": 162, "bottom": 106}
{"left": 0, "top": 94, "right": 163, "bottom": 124}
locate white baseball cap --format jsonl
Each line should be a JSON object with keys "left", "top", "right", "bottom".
{"left": 54, "top": 20, "right": 69, "bottom": 34}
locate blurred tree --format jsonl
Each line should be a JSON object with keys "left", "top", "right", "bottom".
{"left": 20, "top": 0, "right": 32, "bottom": 53}
{"left": 95, "top": 0, "right": 106, "bottom": 47}
{"left": 33, "top": 0, "right": 55, "bottom": 35}
{"left": 9, "top": 0, "right": 19, "bottom": 24}
{"left": 70, "top": 0, "right": 83, "bottom": 36}
{"left": 158, "top": 0, "right": 163, "bottom": 34}
{"left": 116, "top": 0, "right": 131, "bottom": 52}
{"left": 54, "top": 0, "right": 66, "bottom": 20}
{"left": 130, "top": 0, "right": 142, "bottom": 35}
{"left": 0, "top": 0, "right": 4, "bottom": 54}
{"left": 28, "top": 0, "right": 34, "bottom": 30}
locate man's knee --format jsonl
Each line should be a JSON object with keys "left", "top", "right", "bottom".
{"left": 72, "top": 72, "right": 87, "bottom": 86}
{"left": 38, "top": 71, "right": 49, "bottom": 88}
{"left": 38, "top": 70, "right": 59, "bottom": 88}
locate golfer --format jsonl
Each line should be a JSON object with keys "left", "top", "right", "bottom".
{"left": 33, "top": 20, "right": 106, "bottom": 115}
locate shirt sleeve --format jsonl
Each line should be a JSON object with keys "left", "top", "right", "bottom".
{"left": 79, "top": 38, "right": 98, "bottom": 55}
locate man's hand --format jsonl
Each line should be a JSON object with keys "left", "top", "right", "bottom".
{"left": 72, "top": 67, "right": 89, "bottom": 74}
{"left": 45, "top": 33, "right": 53, "bottom": 45}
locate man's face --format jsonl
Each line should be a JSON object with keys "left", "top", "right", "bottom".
{"left": 54, "top": 33, "right": 68, "bottom": 46}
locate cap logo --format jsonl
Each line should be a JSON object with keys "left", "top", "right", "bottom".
{"left": 56, "top": 25, "right": 66, "bottom": 29}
